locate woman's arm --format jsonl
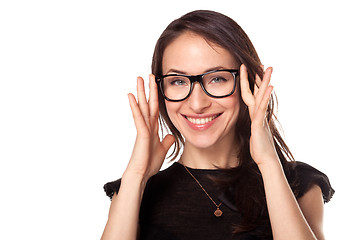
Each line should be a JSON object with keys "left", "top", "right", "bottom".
{"left": 101, "top": 174, "right": 145, "bottom": 240}
{"left": 259, "top": 161, "right": 323, "bottom": 240}
{"left": 298, "top": 185, "right": 325, "bottom": 240}
{"left": 240, "top": 64, "right": 323, "bottom": 240}
{"left": 101, "top": 75, "right": 174, "bottom": 240}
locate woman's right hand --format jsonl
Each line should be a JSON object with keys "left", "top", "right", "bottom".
{"left": 124, "top": 74, "right": 175, "bottom": 183}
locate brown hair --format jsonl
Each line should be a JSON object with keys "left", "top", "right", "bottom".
{"left": 152, "top": 10, "right": 296, "bottom": 238}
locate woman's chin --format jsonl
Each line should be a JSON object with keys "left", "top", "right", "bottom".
{"left": 184, "top": 136, "right": 219, "bottom": 150}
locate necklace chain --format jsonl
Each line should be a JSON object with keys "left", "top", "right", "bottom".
{"left": 182, "top": 163, "right": 223, "bottom": 217}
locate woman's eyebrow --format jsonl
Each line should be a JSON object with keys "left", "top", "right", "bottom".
{"left": 166, "top": 69, "right": 187, "bottom": 75}
{"left": 165, "top": 66, "right": 226, "bottom": 75}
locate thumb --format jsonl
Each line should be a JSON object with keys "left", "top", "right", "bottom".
{"left": 162, "top": 134, "right": 175, "bottom": 152}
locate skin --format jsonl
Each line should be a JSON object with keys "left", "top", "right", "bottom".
{"left": 101, "top": 32, "right": 325, "bottom": 240}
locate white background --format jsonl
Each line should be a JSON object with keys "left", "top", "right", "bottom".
{"left": 0, "top": 0, "right": 359, "bottom": 239}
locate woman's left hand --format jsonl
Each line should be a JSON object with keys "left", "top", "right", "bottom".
{"left": 240, "top": 64, "right": 280, "bottom": 168}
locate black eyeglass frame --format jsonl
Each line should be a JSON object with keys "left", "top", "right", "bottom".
{"left": 156, "top": 69, "right": 239, "bottom": 102}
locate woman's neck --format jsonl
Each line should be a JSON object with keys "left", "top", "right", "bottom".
{"left": 180, "top": 140, "right": 239, "bottom": 169}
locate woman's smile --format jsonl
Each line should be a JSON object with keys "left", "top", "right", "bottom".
{"left": 182, "top": 113, "right": 222, "bottom": 130}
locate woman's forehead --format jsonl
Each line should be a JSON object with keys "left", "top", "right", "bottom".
{"left": 162, "top": 32, "right": 237, "bottom": 75}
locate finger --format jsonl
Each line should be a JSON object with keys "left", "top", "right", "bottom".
{"left": 254, "top": 67, "right": 272, "bottom": 108}
{"left": 255, "top": 73, "right": 262, "bottom": 90}
{"left": 149, "top": 74, "right": 159, "bottom": 120}
{"left": 263, "top": 67, "right": 272, "bottom": 86}
{"left": 137, "top": 77, "right": 150, "bottom": 125}
{"left": 254, "top": 64, "right": 264, "bottom": 88}
{"left": 253, "top": 86, "right": 273, "bottom": 126}
{"left": 128, "top": 93, "right": 149, "bottom": 134}
{"left": 240, "top": 64, "right": 255, "bottom": 108}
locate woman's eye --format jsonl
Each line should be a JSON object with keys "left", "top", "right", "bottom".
{"left": 170, "top": 79, "right": 187, "bottom": 86}
{"left": 210, "top": 77, "right": 227, "bottom": 83}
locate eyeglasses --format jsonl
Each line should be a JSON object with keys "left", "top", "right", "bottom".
{"left": 156, "top": 69, "right": 239, "bottom": 102}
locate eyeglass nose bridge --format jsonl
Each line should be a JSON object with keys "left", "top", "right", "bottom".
{"left": 188, "top": 74, "right": 204, "bottom": 84}
{"left": 187, "top": 74, "right": 208, "bottom": 96}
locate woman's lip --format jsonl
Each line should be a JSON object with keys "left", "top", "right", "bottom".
{"left": 182, "top": 113, "right": 222, "bottom": 130}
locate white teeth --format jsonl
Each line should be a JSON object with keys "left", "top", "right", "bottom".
{"left": 186, "top": 115, "right": 218, "bottom": 125}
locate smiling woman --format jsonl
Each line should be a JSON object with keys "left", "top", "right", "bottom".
{"left": 101, "top": 10, "right": 334, "bottom": 240}
{"left": 162, "top": 32, "right": 241, "bottom": 153}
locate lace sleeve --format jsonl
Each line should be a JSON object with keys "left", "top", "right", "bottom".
{"left": 289, "top": 161, "right": 335, "bottom": 203}
{"left": 103, "top": 178, "right": 121, "bottom": 200}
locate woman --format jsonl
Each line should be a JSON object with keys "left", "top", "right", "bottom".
{"left": 101, "top": 10, "right": 334, "bottom": 240}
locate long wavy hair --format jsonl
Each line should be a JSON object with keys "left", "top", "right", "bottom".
{"left": 152, "top": 10, "right": 297, "bottom": 238}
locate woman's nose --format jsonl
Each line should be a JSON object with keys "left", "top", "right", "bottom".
{"left": 186, "top": 82, "right": 211, "bottom": 113}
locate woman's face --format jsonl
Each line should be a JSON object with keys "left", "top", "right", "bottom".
{"left": 162, "top": 32, "right": 240, "bottom": 150}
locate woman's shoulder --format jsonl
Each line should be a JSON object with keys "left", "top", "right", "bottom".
{"left": 148, "top": 162, "right": 184, "bottom": 183}
{"left": 287, "top": 161, "right": 335, "bottom": 203}
{"left": 103, "top": 162, "right": 183, "bottom": 200}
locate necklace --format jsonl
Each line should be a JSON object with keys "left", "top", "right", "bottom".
{"left": 182, "top": 164, "right": 223, "bottom": 217}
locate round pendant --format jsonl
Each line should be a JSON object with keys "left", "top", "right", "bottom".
{"left": 214, "top": 208, "right": 223, "bottom": 217}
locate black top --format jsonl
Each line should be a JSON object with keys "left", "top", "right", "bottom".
{"left": 104, "top": 161, "right": 334, "bottom": 240}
